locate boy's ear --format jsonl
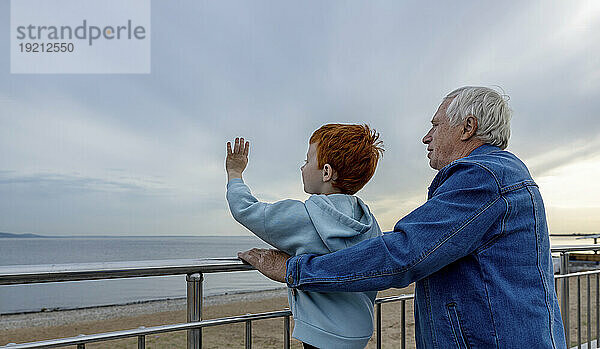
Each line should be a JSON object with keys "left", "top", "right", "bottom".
{"left": 322, "top": 164, "right": 337, "bottom": 182}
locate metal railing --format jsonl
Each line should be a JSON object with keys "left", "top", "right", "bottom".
{"left": 375, "top": 294, "right": 412, "bottom": 349}
{"left": 0, "top": 258, "right": 414, "bottom": 349}
{"left": 553, "top": 245, "right": 600, "bottom": 348}
{"left": 2, "top": 245, "right": 600, "bottom": 349}
{"left": 555, "top": 270, "right": 600, "bottom": 349}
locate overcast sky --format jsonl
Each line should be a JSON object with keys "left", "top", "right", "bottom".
{"left": 1, "top": 1, "right": 599, "bottom": 236}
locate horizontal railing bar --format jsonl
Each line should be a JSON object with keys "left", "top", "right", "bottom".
{"left": 375, "top": 294, "right": 414, "bottom": 304}
{"left": 1, "top": 310, "right": 293, "bottom": 349}
{"left": 0, "top": 258, "right": 254, "bottom": 285}
{"left": 551, "top": 245, "right": 600, "bottom": 253}
{"left": 554, "top": 269, "right": 600, "bottom": 279}
{"left": 1, "top": 244, "right": 599, "bottom": 285}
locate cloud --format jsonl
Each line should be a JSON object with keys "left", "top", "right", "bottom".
{"left": 537, "top": 153, "right": 600, "bottom": 209}
{"left": 524, "top": 137, "right": 600, "bottom": 177}
{"left": 0, "top": 171, "right": 167, "bottom": 195}
{"left": 0, "top": 170, "right": 243, "bottom": 236}
{"left": 1, "top": 1, "right": 600, "bottom": 235}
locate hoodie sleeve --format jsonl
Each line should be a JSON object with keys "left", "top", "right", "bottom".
{"left": 226, "top": 178, "right": 322, "bottom": 256}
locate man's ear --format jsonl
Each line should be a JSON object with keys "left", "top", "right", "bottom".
{"left": 461, "top": 115, "right": 478, "bottom": 141}
{"left": 322, "top": 164, "right": 337, "bottom": 182}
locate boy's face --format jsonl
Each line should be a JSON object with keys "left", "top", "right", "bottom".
{"left": 301, "top": 142, "right": 324, "bottom": 194}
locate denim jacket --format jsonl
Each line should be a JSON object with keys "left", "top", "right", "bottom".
{"left": 286, "top": 144, "right": 566, "bottom": 348}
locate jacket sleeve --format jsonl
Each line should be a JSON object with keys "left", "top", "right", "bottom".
{"left": 226, "top": 178, "right": 319, "bottom": 255}
{"left": 285, "top": 162, "right": 505, "bottom": 292}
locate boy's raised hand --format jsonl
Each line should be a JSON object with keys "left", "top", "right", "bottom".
{"left": 226, "top": 137, "right": 250, "bottom": 181}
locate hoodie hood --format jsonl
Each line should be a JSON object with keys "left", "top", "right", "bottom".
{"left": 305, "top": 194, "right": 380, "bottom": 252}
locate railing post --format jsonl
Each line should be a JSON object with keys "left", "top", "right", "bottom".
{"left": 376, "top": 303, "right": 382, "bottom": 349}
{"left": 596, "top": 274, "right": 600, "bottom": 347}
{"left": 577, "top": 276, "right": 581, "bottom": 348}
{"left": 187, "top": 273, "right": 203, "bottom": 349}
{"left": 560, "top": 252, "right": 570, "bottom": 346}
{"left": 284, "top": 313, "right": 291, "bottom": 349}
{"left": 401, "top": 299, "right": 406, "bottom": 349}
{"left": 245, "top": 318, "right": 252, "bottom": 349}
{"left": 587, "top": 275, "right": 591, "bottom": 348}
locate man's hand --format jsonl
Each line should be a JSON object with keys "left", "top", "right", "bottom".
{"left": 226, "top": 137, "right": 250, "bottom": 181}
{"left": 238, "top": 248, "right": 290, "bottom": 284}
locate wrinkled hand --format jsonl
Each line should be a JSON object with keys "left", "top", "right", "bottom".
{"left": 226, "top": 137, "right": 250, "bottom": 181}
{"left": 238, "top": 248, "right": 290, "bottom": 284}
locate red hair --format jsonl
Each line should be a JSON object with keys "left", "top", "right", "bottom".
{"left": 310, "top": 124, "right": 384, "bottom": 195}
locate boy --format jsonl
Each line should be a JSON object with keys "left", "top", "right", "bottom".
{"left": 226, "top": 124, "right": 384, "bottom": 349}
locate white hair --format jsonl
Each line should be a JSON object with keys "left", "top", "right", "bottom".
{"left": 445, "top": 86, "right": 512, "bottom": 150}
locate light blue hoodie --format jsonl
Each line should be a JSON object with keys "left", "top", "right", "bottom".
{"left": 227, "top": 178, "right": 382, "bottom": 349}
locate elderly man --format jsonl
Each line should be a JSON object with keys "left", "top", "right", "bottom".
{"left": 239, "top": 86, "right": 566, "bottom": 348}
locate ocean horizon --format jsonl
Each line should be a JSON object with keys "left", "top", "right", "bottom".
{"left": 0, "top": 235, "right": 281, "bottom": 314}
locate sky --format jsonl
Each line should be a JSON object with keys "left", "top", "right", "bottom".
{"left": 1, "top": 0, "right": 599, "bottom": 236}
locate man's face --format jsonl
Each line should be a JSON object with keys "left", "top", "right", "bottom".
{"left": 422, "top": 98, "right": 464, "bottom": 170}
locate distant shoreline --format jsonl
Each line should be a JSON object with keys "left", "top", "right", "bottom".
{"left": 0, "top": 232, "right": 47, "bottom": 238}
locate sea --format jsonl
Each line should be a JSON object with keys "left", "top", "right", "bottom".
{"left": 0, "top": 236, "right": 282, "bottom": 315}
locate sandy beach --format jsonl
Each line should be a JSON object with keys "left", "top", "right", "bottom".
{"left": 4, "top": 278, "right": 592, "bottom": 348}
{"left": 1, "top": 286, "right": 417, "bottom": 348}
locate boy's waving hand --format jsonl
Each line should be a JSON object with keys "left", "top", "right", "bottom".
{"left": 226, "top": 137, "right": 250, "bottom": 181}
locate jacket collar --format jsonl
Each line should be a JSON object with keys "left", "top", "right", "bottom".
{"left": 467, "top": 143, "right": 501, "bottom": 157}
{"left": 427, "top": 144, "right": 501, "bottom": 199}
